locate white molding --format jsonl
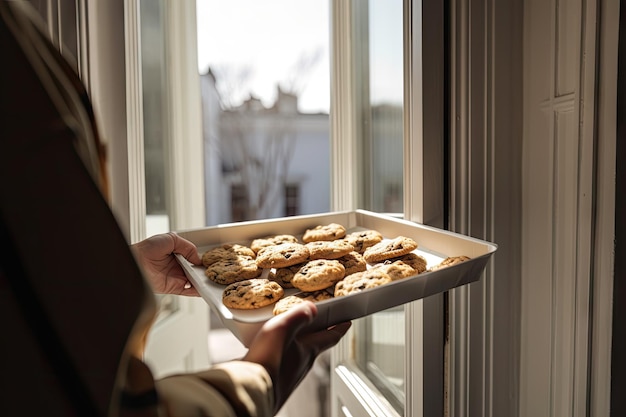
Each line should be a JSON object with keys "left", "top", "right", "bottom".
{"left": 333, "top": 365, "right": 401, "bottom": 417}
{"left": 403, "top": 0, "right": 423, "bottom": 225}
{"left": 520, "top": 0, "right": 601, "bottom": 415}
{"left": 164, "top": 0, "right": 205, "bottom": 230}
{"left": 330, "top": 1, "right": 445, "bottom": 416}
{"left": 329, "top": 0, "right": 362, "bottom": 212}
{"left": 329, "top": 2, "right": 365, "bottom": 415}
{"left": 448, "top": 2, "right": 524, "bottom": 417}
{"left": 590, "top": 0, "right": 618, "bottom": 414}
{"left": 86, "top": 0, "right": 135, "bottom": 242}
{"left": 406, "top": 1, "right": 446, "bottom": 417}
{"left": 123, "top": 0, "right": 146, "bottom": 242}
{"left": 77, "top": 0, "right": 90, "bottom": 87}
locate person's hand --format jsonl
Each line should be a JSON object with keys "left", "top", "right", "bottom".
{"left": 131, "top": 232, "right": 202, "bottom": 296}
{"left": 242, "top": 302, "right": 351, "bottom": 414}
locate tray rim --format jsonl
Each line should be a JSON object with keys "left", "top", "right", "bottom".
{"left": 174, "top": 210, "right": 497, "bottom": 345}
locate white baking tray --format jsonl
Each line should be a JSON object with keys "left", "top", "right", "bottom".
{"left": 175, "top": 210, "right": 497, "bottom": 347}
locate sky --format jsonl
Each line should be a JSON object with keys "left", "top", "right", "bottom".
{"left": 195, "top": 0, "right": 403, "bottom": 114}
{"left": 196, "top": 0, "right": 331, "bottom": 113}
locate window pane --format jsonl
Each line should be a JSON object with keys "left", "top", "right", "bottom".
{"left": 196, "top": 0, "right": 331, "bottom": 225}
{"left": 140, "top": 0, "right": 179, "bottom": 319}
{"left": 140, "top": 0, "right": 171, "bottom": 235}
{"left": 353, "top": 0, "right": 405, "bottom": 414}
{"left": 365, "top": 0, "right": 404, "bottom": 214}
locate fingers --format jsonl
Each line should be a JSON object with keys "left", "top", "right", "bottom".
{"left": 243, "top": 302, "right": 317, "bottom": 366}
{"left": 167, "top": 232, "right": 202, "bottom": 265}
{"left": 180, "top": 281, "right": 200, "bottom": 297}
{"left": 263, "top": 301, "right": 317, "bottom": 337}
{"left": 299, "top": 321, "right": 352, "bottom": 354}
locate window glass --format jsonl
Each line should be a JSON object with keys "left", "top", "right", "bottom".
{"left": 141, "top": 0, "right": 171, "bottom": 236}
{"left": 365, "top": 0, "right": 404, "bottom": 214}
{"left": 140, "top": 0, "right": 406, "bottom": 411}
{"left": 140, "top": 0, "right": 179, "bottom": 316}
{"left": 196, "top": 0, "right": 331, "bottom": 225}
{"left": 353, "top": 0, "right": 405, "bottom": 414}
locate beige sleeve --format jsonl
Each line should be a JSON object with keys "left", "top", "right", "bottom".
{"left": 155, "top": 361, "right": 274, "bottom": 417}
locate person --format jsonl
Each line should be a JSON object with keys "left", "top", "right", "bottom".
{"left": 0, "top": 2, "right": 350, "bottom": 416}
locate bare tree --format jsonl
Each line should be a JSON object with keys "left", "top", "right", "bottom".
{"left": 209, "top": 50, "right": 322, "bottom": 221}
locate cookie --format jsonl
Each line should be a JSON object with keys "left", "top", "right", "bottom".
{"left": 272, "top": 290, "right": 333, "bottom": 315}
{"left": 334, "top": 269, "right": 393, "bottom": 297}
{"left": 201, "top": 243, "right": 256, "bottom": 267}
{"left": 372, "top": 260, "right": 416, "bottom": 281}
{"left": 255, "top": 242, "right": 310, "bottom": 269}
{"left": 388, "top": 253, "right": 428, "bottom": 274}
{"left": 429, "top": 255, "right": 471, "bottom": 271}
{"left": 250, "top": 234, "right": 299, "bottom": 254}
{"left": 363, "top": 236, "right": 418, "bottom": 263}
{"left": 302, "top": 223, "right": 347, "bottom": 243}
{"left": 222, "top": 278, "right": 284, "bottom": 310}
{"left": 291, "top": 259, "right": 346, "bottom": 292}
{"left": 305, "top": 239, "right": 354, "bottom": 260}
{"left": 268, "top": 262, "right": 307, "bottom": 289}
{"left": 336, "top": 251, "right": 367, "bottom": 275}
{"left": 343, "top": 229, "right": 384, "bottom": 253}
{"left": 205, "top": 256, "right": 261, "bottom": 285}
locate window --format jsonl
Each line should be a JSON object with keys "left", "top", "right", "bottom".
{"left": 230, "top": 183, "right": 249, "bottom": 222}
{"left": 126, "top": 0, "right": 445, "bottom": 414}
{"left": 284, "top": 183, "right": 300, "bottom": 217}
{"left": 350, "top": 0, "right": 406, "bottom": 414}
{"left": 78, "top": 0, "right": 542, "bottom": 414}
{"left": 197, "top": 0, "right": 331, "bottom": 226}
{"left": 141, "top": 0, "right": 171, "bottom": 235}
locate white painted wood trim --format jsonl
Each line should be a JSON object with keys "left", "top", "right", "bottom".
{"left": 403, "top": 2, "right": 425, "bottom": 413}
{"left": 329, "top": 0, "right": 362, "bottom": 212}
{"left": 329, "top": 2, "right": 362, "bottom": 415}
{"left": 448, "top": 2, "right": 524, "bottom": 417}
{"left": 403, "top": 0, "right": 424, "bottom": 225}
{"left": 572, "top": 0, "right": 598, "bottom": 414}
{"left": 589, "top": 0, "right": 618, "bottom": 414}
{"left": 333, "top": 365, "right": 402, "bottom": 417}
{"left": 77, "top": 1, "right": 90, "bottom": 86}
{"left": 85, "top": 0, "right": 136, "bottom": 242}
{"left": 330, "top": 1, "right": 445, "bottom": 416}
{"left": 164, "top": 0, "right": 205, "bottom": 230}
{"left": 520, "top": 0, "right": 600, "bottom": 415}
{"left": 123, "top": 0, "right": 147, "bottom": 242}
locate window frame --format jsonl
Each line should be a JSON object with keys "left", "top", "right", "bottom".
{"left": 87, "top": 0, "right": 205, "bottom": 242}
{"left": 329, "top": 1, "right": 446, "bottom": 416}
{"left": 89, "top": 0, "right": 447, "bottom": 415}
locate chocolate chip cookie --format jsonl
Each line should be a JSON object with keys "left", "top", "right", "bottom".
{"left": 272, "top": 290, "right": 333, "bottom": 315}
{"left": 305, "top": 239, "right": 354, "bottom": 260}
{"left": 343, "top": 229, "right": 384, "bottom": 253}
{"left": 250, "top": 234, "right": 299, "bottom": 254}
{"left": 333, "top": 269, "right": 393, "bottom": 297}
{"left": 255, "top": 242, "right": 310, "bottom": 269}
{"left": 268, "top": 262, "right": 308, "bottom": 289}
{"left": 429, "top": 255, "right": 470, "bottom": 271}
{"left": 336, "top": 251, "right": 367, "bottom": 275}
{"left": 371, "top": 260, "right": 417, "bottom": 281}
{"left": 222, "top": 278, "right": 284, "bottom": 310}
{"left": 204, "top": 256, "right": 261, "bottom": 285}
{"left": 291, "top": 259, "right": 346, "bottom": 292}
{"left": 389, "top": 252, "right": 428, "bottom": 274}
{"left": 201, "top": 243, "right": 256, "bottom": 267}
{"left": 302, "top": 223, "right": 347, "bottom": 243}
{"left": 363, "top": 236, "right": 418, "bottom": 263}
